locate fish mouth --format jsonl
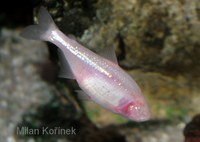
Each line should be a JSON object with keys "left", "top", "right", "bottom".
{"left": 127, "top": 104, "right": 151, "bottom": 122}
{"left": 118, "top": 101, "right": 151, "bottom": 122}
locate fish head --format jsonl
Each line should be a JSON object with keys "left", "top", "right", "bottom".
{"left": 119, "top": 97, "right": 151, "bottom": 122}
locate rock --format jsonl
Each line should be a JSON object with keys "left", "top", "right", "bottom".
{"left": 84, "top": 0, "right": 200, "bottom": 76}
{"left": 184, "top": 114, "right": 200, "bottom": 142}
{"left": 0, "top": 29, "right": 52, "bottom": 141}
{"left": 41, "top": 0, "right": 97, "bottom": 37}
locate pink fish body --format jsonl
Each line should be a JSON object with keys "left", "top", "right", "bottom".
{"left": 21, "top": 7, "right": 150, "bottom": 121}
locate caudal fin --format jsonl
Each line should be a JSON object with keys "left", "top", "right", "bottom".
{"left": 21, "top": 6, "right": 57, "bottom": 41}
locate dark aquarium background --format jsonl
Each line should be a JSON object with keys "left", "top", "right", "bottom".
{"left": 0, "top": 0, "right": 200, "bottom": 142}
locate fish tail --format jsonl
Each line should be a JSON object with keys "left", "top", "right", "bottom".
{"left": 21, "top": 6, "right": 57, "bottom": 41}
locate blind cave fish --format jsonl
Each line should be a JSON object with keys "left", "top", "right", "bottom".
{"left": 21, "top": 7, "right": 150, "bottom": 121}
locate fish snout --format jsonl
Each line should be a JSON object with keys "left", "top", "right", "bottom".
{"left": 120, "top": 100, "right": 151, "bottom": 122}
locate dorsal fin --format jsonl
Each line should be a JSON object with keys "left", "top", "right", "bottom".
{"left": 98, "top": 46, "right": 118, "bottom": 64}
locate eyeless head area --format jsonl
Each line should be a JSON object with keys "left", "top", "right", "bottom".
{"left": 120, "top": 100, "right": 151, "bottom": 122}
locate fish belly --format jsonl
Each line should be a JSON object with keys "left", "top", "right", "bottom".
{"left": 80, "top": 76, "right": 124, "bottom": 109}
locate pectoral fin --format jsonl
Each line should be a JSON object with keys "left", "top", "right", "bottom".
{"left": 58, "top": 49, "right": 75, "bottom": 79}
{"left": 75, "top": 90, "right": 91, "bottom": 101}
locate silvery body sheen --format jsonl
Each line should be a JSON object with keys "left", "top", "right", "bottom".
{"left": 21, "top": 7, "right": 150, "bottom": 121}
